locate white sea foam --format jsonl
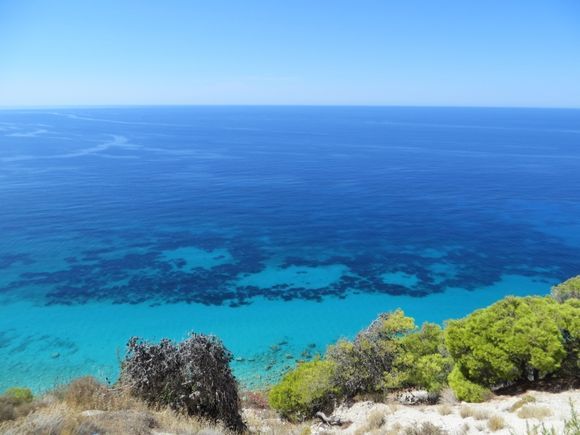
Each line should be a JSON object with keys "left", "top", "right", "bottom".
{"left": 44, "top": 111, "right": 183, "bottom": 127}
{"left": 367, "top": 119, "right": 580, "bottom": 134}
{"left": 1, "top": 134, "right": 140, "bottom": 162}
{"left": 6, "top": 128, "right": 49, "bottom": 138}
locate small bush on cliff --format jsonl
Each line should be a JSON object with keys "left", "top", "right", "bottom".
{"left": 0, "top": 387, "right": 35, "bottom": 422}
{"left": 552, "top": 275, "right": 580, "bottom": 303}
{"left": 3, "top": 388, "right": 33, "bottom": 403}
{"left": 385, "top": 322, "right": 453, "bottom": 393}
{"left": 445, "top": 296, "right": 579, "bottom": 401}
{"left": 120, "top": 333, "right": 245, "bottom": 432}
{"left": 268, "top": 359, "right": 337, "bottom": 421}
{"left": 327, "top": 309, "right": 415, "bottom": 397}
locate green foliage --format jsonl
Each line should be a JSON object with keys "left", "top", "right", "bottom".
{"left": 384, "top": 323, "right": 453, "bottom": 393}
{"left": 3, "top": 388, "right": 33, "bottom": 403}
{"left": 270, "top": 292, "right": 578, "bottom": 419}
{"left": 268, "top": 359, "right": 337, "bottom": 421}
{"left": 447, "top": 366, "right": 490, "bottom": 402}
{"left": 327, "top": 309, "right": 416, "bottom": 397}
{"left": 445, "top": 296, "right": 579, "bottom": 395}
{"left": 555, "top": 298, "right": 580, "bottom": 376}
{"left": 551, "top": 275, "right": 580, "bottom": 303}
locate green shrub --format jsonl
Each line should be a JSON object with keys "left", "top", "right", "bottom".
{"left": 327, "top": 309, "right": 415, "bottom": 397}
{"left": 558, "top": 298, "right": 580, "bottom": 377}
{"left": 445, "top": 296, "right": 579, "bottom": 396}
{"left": 448, "top": 367, "right": 491, "bottom": 403}
{"left": 385, "top": 323, "right": 452, "bottom": 393}
{"left": 268, "top": 359, "right": 337, "bottom": 421}
{"left": 551, "top": 275, "right": 580, "bottom": 303}
{"left": 3, "top": 388, "right": 33, "bottom": 403}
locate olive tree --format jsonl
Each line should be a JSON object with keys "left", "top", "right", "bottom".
{"left": 120, "top": 333, "right": 245, "bottom": 432}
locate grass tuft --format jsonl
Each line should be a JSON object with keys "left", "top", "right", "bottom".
{"left": 403, "top": 421, "right": 448, "bottom": 435}
{"left": 517, "top": 405, "right": 553, "bottom": 420}
{"left": 437, "top": 404, "right": 453, "bottom": 415}
{"left": 510, "top": 394, "right": 537, "bottom": 412}
{"left": 354, "top": 409, "right": 386, "bottom": 434}
{"left": 487, "top": 415, "right": 507, "bottom": 431}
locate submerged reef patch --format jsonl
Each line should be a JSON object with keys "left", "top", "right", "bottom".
{"left": 1, "top": 223, "right": 578, "bottom": 307}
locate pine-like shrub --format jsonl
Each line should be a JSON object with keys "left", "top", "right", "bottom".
{"left": 268, "top": 359, "right": 337, "bottom": 421}
{"left": 445, "top": 296, "right": 579, "bottom": 400}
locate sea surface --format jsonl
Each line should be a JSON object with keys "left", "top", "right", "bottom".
{"left": 1, "top": 106, "right": 579, "bottom": 392}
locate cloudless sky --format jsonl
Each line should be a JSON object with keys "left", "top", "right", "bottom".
{"left": 1, "top": 0, "right": 580, "bottom": 107}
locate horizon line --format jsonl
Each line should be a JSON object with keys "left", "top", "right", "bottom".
{"left": 1, "top": 103, "right": 580, "bottom": 111}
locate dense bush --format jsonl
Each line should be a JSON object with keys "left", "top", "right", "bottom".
{"left": 552, "top": 275, "right": 580, "bottom": 303}
{"left": 268, "top": 359, "right": 337, "bottom": 421}
{"left": 384, "top": 322, "right": 452, "bottom": 393}
{"left": 268, "top": 286, "right": 579, "bottom": 413}
{"left": 120, "top": 333, "right": 245, "bottom": 432}
{"left": 447, "top": 366, "right": 490, "bottom": 402}
{"left": 445, "top": 296, "right": 579, "bottom": 400}
{"left": 327, "top": 309, "right": 415, "bottom": 397}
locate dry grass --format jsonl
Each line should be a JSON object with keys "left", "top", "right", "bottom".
{"left": 55, "top": 376, "right": 145, "bottom": 412}
{"left": 384, "top": 422, "right": 403, "bottom": 435}
{"left": 241, "top": 389, "right": 269, "bottom": 410}
{"left": 487, "top": 415, "right": 507, "bottom": 431}
{"left": 354, "top": 409, "right": 386, "bottom": 435}
{"left": 509, "top": 394, "right": 537, "bottom": 412}
{"left": 459, "top": 405, "right": 474, "bottom": 418}
{"left": 0, "top": 402, "right": 229, "bottom": 435}
{"left": 517, "top": 404, "right": 553, "bottom": 420}
{"left": 459, "top": 405, "right": 489, "bottom": 420}
{"left": 388, "top": 403, "right": 401, "bottom": 413}
{"left": 403, "top": 421, "right": 448, "bottom": 435}
{"left": 472, "top": 408, "right": 491, "bottom": 420}
{"left": 243, "top": 408, "right": 312, "bottom": 435}
{"left": 0, "top": 378, "right": 231, "bottom": 435}
{"left": 437, "top": 404, "right": 453, "bottom": 415}
{"left": 0, "top": 397, "right": 38, "bottom": 424}
{"left": 438, "top": 387, "right": 458, "bottom": 405}
{"left": 366, "top": 409, "right": 386, "bottom": 429}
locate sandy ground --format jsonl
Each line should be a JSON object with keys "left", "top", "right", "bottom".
{"left": 3, "top": 388, "right": 578, "bottom": 434}
{"left": 245, "top": 390, "right": 579, "bottom": 434}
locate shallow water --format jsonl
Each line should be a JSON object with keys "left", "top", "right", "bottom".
{"left": 1, "top": 106, "right": 579, "bottom": 391}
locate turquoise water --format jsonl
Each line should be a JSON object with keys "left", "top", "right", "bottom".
{"left": 1, "top": 107, "right": 579, "bottom": 392}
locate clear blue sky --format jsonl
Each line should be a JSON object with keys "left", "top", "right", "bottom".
{"left": 1, "top": 0, "right": 580, "bottom": 107}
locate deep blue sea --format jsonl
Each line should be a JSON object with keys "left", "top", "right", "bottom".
{"left": 1, "top": 106, "right": 579, "bottom": 392}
